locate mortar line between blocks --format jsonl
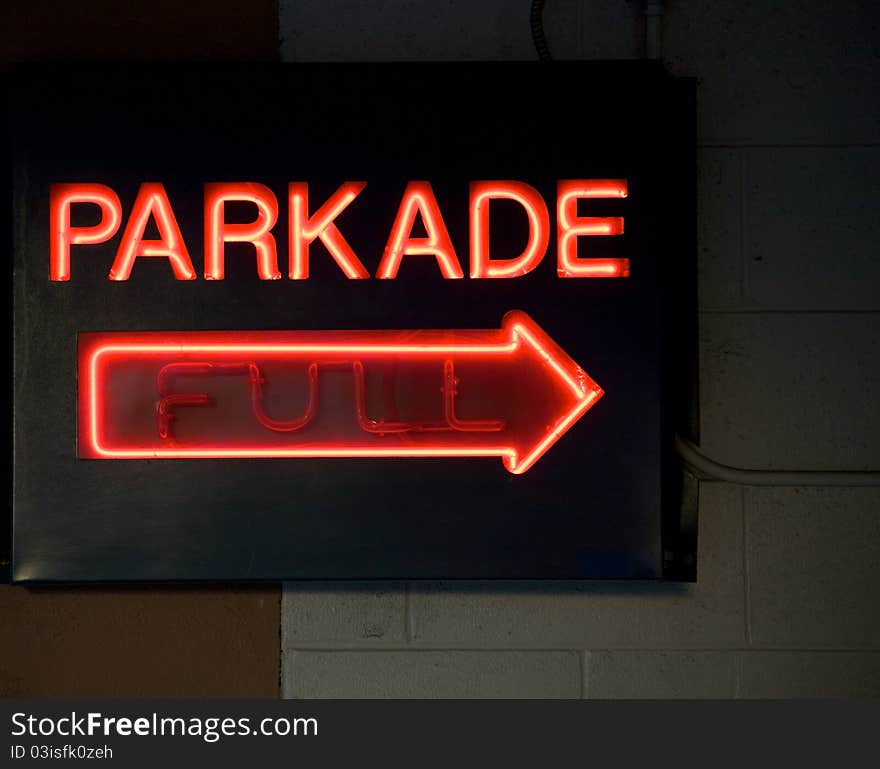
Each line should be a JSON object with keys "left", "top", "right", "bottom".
{"left": 404, "top": 581, "right": 414, "bottom": 644}
{"left": 698, "top": 142, "right": 880, "bottom": 148}
{"left": 281, "top": 648, "right": 298, "bottom": 699}
{"left": 277, "top": 587, "right": 284, "bottom": 697}
{"left": 288, "top": 646, "right": 880, "bottom": 653}
{"left": 733, "top": 650, "right": 743, "bottom": 699}
{"left": 580, "top": 650, "right": 589, "bottom": 699}
{"left": 742, "top": 487, "right": 753, "bottom": 647}
{"left": 577, "top": 0, "right": 585, "bottom": 59}
{"left": 739, "top": 148, "right": 749, "bottom": 307}
{"left": 700, "top": 309, "right": 880, "bottom": 315}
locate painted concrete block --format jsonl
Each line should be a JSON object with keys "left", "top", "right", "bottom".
{"left": 665, "top": 1, "right": 880, "bottom": 143}
{"left": 697, "top": 148, "right": 743, "bottom": 309}
{"left": 282, "top": 582, "right": 407, "bottom": 645}
{"left": 408, "top": 483, "right": 745, "bottom": 648}
{"left": 744, "top": 147, "right": 880, "bottom": 311}
{"left": 279, "top": 0, "right": 639, "bottom": 62}
{"left": 280, "top": 1, "right": 880, "bottom": 141}
{"left": 746, "top": 488, "right": 880, "bottom": 648}
{"left": 284, "top": 650, "right": 581, "bottom": 698}
{"left": 554, "top": 0, "right": 641, "bottom": 59}
{"left": 700, "top": 313, "right": 880, "bottom": 469}
{"left": 280, "top": 0, "right": 534, "bottom": 61}
{"left": 587, "top": 651, "right": 737, "bottom": 698}
{"left": 0, "top": 586, "right": 280, "bottom": 698}
{"left": 739, "top": 651, "right": 880, "bottom": 698}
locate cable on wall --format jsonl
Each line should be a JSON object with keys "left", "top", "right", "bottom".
{"left": 530, "top": 0, "right": 552, "bottom": 61}
{"left": 675, "top": 435, "right": 880, "bottom": 487}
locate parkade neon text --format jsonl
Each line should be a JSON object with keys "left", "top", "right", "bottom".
{"left": 49, "top": 180, "right": 629, "bottom": 282}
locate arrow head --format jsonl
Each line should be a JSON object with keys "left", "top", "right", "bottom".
{"left": 500, "top": 310, "right": 603, "bottom": 474}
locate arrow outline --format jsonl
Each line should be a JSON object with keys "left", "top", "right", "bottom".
{"left": 80, "top": 310, "right": 603, "bottom": 474}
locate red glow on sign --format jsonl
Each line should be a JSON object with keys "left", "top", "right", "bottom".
{"left": 289, "top": 181, "right": 370, "bottom": 279}
{"left": 469, "top": 181, "right": 550, "bottom": 279}
{"left": 204, "top": 183, "right": 281, "bottom": 280}
{"left": 78, "top": 312, "right": 602, "bottom": 474}
{"left": 557, "top": 179, "right": 629, "bottom": 278}
{"left": 376, "top": 181, "right": 463, "bottom": 279}
{"left": 49, "top": 183, "right": 123, "bottom": 281}
{"left": 49, "top": 180, "right": 628, "bottom": 281}
{"left": 111, "top": 183, "right": 196, "bottom": 281}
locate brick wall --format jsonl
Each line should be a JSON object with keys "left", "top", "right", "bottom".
{"left": 279, "top": 0, "right": 880, "bottom": 698}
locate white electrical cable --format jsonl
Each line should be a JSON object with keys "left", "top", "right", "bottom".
{"left": 675, "top": 435, "right": 880, "bottom": 487}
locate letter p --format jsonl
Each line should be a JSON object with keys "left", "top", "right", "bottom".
{"left": 50, "top": 183, "right": 122, "bottom": 281}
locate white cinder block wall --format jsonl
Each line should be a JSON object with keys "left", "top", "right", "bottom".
{"left": 279, "top": 0, "right": 880, "bottom": 697}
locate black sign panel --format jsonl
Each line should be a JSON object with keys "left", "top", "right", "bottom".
{"left": 9, "top": 63, "right": 695, "bottom": 581}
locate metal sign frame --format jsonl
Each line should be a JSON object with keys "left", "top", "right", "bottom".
{"left": 8, "top": 62, "right": 696, "bottom": 581}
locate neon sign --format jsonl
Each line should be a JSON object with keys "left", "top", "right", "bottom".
{"left": 78, "top": 311, "right": 601, "bottom": 475}
{"left": 50, "top": 180, "right": 628, "bottom": 281}
{"left": 12, "top": 62, "right": 696, "bottom": 581}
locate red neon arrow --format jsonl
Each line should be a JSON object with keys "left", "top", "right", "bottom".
{"left": 78, "top": 311, "right": 603, "bottom": 474}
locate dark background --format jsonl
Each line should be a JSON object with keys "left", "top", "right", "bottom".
{"left": 11, "top": 62, "right": 690, "bottom": 581}
{"left": 1, "top": 0, "right": 282, "bottom": 698}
